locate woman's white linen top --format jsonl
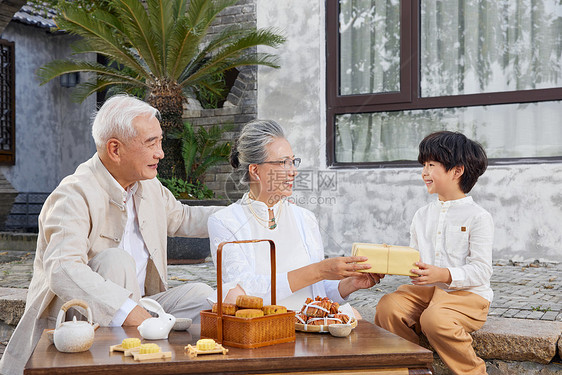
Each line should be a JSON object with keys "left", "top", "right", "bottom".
{"left": 208, "top": 193, "right": 344, "bottom": 310}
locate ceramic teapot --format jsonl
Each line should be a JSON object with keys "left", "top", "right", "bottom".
{"left": 137, "top": 298, "right": 176, "bottom": 340}
{"left": 53, "top": 299, "right": 95, "bottom": 353}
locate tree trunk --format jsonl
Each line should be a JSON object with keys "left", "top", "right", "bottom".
{"left": 147, "top": 84, "right": 185, "bottom": 180}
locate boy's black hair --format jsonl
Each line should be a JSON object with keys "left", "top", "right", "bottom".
{"left": 418, "top": 131, "right": 488, "bottom": 193}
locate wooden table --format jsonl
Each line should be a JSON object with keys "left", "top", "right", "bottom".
{"left": 25, "top": 321, "right": 433, "bottom": 375}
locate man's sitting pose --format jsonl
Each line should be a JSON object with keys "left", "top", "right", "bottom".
{"left": 0, "top": 95, "right": 220, "bottom": 374}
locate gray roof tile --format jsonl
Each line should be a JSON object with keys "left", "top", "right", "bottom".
{"left": 13, "top": 2, "right": 57, "bottom": 29}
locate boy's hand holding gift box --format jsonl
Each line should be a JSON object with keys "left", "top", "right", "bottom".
{"left": 351, "top": 243, "right": 420, "bottom": 276}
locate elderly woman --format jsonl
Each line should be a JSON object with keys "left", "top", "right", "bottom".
{"left": 208, "top": 120, "right": 382, "bottom": 311}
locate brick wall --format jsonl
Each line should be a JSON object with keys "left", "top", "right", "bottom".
{"left": 183, "top": 0, "right": 257, "bottom": 200}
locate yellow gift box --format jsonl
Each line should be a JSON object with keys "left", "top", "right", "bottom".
{"left": 352, "top": 243, "right": 420, "bottom": 276}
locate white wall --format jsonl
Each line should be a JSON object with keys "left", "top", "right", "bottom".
{"left": 257, "top": 0, "right": 562, "bottom": 262}
{"left": 0, "top": 23, "right": 96, "bottom": 193}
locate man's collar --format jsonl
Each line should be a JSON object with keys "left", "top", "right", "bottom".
{"left": 92, "top": 154, "right": 141, "bottom": 205}
{"left": 129, "top": 182, "right": 139, "bottom": 194}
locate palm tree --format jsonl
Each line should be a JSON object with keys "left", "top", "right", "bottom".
{"left": 37, "top": 0, "right": 285, "bottom": 178}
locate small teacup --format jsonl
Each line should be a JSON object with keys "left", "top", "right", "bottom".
{"left": 46, "top": 329, "right": 55, "bottom": 344}
{"left": 328, "top": 323, "right": 352, "bottom": 337}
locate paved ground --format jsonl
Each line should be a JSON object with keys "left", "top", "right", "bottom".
{"left": 1, "top": 250, "right": 559, "bottom": 323}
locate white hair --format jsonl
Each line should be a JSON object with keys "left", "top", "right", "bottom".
{"left": 91, "top": 95, "right": 159, "bottom": 148}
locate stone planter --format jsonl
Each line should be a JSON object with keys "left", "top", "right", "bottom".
{"left": 167, "top": 199, "right": 230, "bottom": 264}
{"left": 0, "top": 173, "right": 17, "bottom": 230}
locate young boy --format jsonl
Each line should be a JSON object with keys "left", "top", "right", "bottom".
{"left": 375, "top": 131, "right": 493, "bottom": 375}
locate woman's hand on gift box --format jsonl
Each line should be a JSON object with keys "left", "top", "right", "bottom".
{"left": 289, "top": 256, "right": 372, "bottom": 293}
{"left": 317, "top": 256, "right": 372, "bottom": 280}
{"left": 409, "top": 262, "right": 452, "bottom": 285}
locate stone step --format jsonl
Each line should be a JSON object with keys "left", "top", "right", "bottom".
{"left": 0, "top": 233, "right": 37, "bottom": 252}
{"left": 417, "top": 316, "right": 562, "bottom": 367}
{"left": 420, "top": 317, "right": 562, "bottom": 366}
{"left": 0, "top": 287, "right": 26, "bottom": 326}
{"left": 473, "top": 316, "right": 562, "bottom": 364}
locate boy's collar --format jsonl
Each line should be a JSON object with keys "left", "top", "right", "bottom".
{"left": 437, "top": 195, "right": 473, "bottom": 207}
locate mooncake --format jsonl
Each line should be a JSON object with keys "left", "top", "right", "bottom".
{"left": 212, "top": 302, "right": 237, "bottom": 315}
{"left": 235, "top": 309, "right": 264, "bottom": 318}
{"left": 263, "top": 305, "right": 287, "bottom": 315}
{"left": 236, "top": 295, "right": 263, "bottom": 309}
{"left": 139, "top": 343, "right": 160, "bottom": 354}
{"left": 196, "top": 339, "right": 216, "bottom": 351}
{"left": 121, "top": 338, "right": 141, "bottom": 349}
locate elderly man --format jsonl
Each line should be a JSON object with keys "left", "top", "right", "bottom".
{"left": 0, "top": 95, "right": 219, "bottom": 374}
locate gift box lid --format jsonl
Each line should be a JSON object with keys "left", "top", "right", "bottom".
{"left": 352, "top": 243, "right": 419, "bottom": 277}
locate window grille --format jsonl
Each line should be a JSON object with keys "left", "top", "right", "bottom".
{"left": 0, "top": 39, "right": 15, "bottom": 165}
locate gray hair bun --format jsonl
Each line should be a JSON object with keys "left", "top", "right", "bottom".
{"left": 232, "top": 119, "right": 285, "bottom": 184}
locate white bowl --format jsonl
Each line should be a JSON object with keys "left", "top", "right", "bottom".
{"left": 328, "top": 323, "right": 352, "bottom": 337}
{"left": 46, "top": 329, "right": 55, "bottom": 344}
{"left": 173, "top": 317, "right": 192, "bottom": 331}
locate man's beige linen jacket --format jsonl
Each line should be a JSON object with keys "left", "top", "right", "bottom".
{"left": 0, "top": 154, "right": 218, "bottom": 374}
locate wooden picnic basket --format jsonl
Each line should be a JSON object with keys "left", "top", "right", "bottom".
{"left": 200, "top": 239, "right": 296, "bottom": 349}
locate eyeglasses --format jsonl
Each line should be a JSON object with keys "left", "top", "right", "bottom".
{"left": 260, "top": 158, "right": 301, "bottom": 169}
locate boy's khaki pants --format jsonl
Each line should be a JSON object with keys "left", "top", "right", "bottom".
{"left": 374, "top": 285, "right": 489, "bottom": 375}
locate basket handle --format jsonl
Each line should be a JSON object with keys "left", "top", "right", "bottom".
{"left": 215, "top": 239, "right": 276, "bottom": 344}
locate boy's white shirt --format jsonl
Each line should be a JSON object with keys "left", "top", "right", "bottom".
{"left": 410, "top": 196, "right": 494, "bottom": 302}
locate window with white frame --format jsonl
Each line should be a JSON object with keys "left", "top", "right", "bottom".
{"left": 326, "top": 0, "right": 562, "bottom": 167}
